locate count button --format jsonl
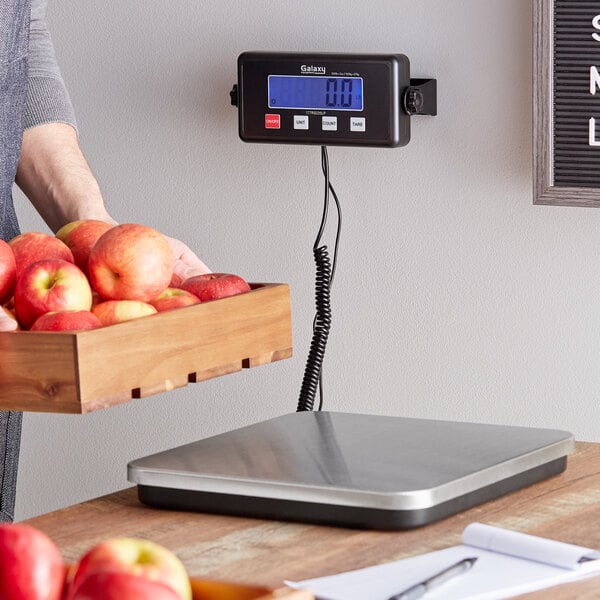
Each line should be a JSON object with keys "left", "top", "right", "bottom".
{"left": 350, "top": 117, "right": 366, "bottom": 132}
{"left": 322, "top": 116, "right": 338, "bottom": 131}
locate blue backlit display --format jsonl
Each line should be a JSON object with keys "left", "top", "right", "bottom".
{"left": 268, "top": 75, "right": 363, "bottom": 111}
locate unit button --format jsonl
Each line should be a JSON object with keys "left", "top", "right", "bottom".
{"left": 265, "top": 114, "right": 281, "bottom": 129}
{"left": 294, "top": 115, "right": 309, "bottom": 130}
{"left": 322, "top": 116, "right": 338, "bottom": 131}
{"left": 350, "top": 117, "right": 366, "bottom": 132}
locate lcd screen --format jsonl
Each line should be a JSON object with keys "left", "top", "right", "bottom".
{"left": 268, "top": 75, "right": 363, "bottom": 111}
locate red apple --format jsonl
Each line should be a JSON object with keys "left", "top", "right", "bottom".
{"left": 56, "top": 220, "right": 114, "bottom": 276}
{"left": 13, "top": 259, "right": 93, "bottom": 329}
{"left": 88, "top": 224, "right": 173, "bottom": 302}
{"left": 0, "top": 523, "right": 65, "bottom": 600}
{"left": 69, "top": 571, "right": 181, "bottom": 600}
{"left": 180, "top": 273, "right": 250, "bottom": 302}
{"left": 0, "top": 239, "right": 16, "bottom": 304}
{"left": 91, "top": 291, "right": 102, "bottom": 309}
{"left": 9, "top": 231, "right": 74, "bottom": 279}
{"left": 169, "top": 272, "right": 184, "bottom": 288}
{"left": 92, "top": 300, "right": 157, "bottom": 326}
{"left": 65, "top": 538, "right": 191, "bottom": 600}
{"left": 30, "top": 310, "right": 102, "bottom": 332}
{"left": 150, "top": 287, "right": 200, "bottom": 312}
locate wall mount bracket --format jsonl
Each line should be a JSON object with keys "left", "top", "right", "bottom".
{"left": 404, "top": 78, "right": 437, "bottom": 116}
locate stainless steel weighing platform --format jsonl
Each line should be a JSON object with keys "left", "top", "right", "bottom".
{"left": 127, "top": 411, "right": 574, "bottom": 530}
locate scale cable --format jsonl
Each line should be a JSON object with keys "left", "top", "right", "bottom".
{"left": 297, "top": 146, "right": 342, "bottom": 412}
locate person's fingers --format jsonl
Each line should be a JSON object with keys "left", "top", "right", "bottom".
{"left": 0, "top": 312, "right": 18, "bottom": 331}
{"left": 164, "top": 235, "right": 211, "bottom": 282}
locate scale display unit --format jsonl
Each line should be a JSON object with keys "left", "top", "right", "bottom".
{"left": 127, "top": 52, "right": 575, "bottom": 530}
{"left": 230, "top": 51, "right": 436, "bottom": 147}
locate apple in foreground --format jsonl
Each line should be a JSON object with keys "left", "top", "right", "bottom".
{"left": 180, "top": 273, "right": 250, "bottom": 302}
{"left": 14, "top": 259, "right": 93, "bottom": 329}
{"left": 9, "top": 231, "right": 74, "bottom": 278}
{"left": 69, "top": 571, "right": 181, "bottom": 600}
{"left": 0, "top": 238, "right": 16, "bottom": 304}
{"left": 92, "top": 300, "right": 157, "bottom": 326}
{"left": 30, "top": 310, "right": 102, "bottom": 332}
{"left": 0, "top": 523, "right": 65, "bottom": 600}
{"left": 150, "top": 287, "right": 200, "bottom": 312}
{"left": 55, "top": 219, "right": 114, "bottom": 275}
{"left": 88, "top": 223, "right": 173, "bottom": 302}
{"left": 65, "top": 538, "right": 192, "bottom": 600}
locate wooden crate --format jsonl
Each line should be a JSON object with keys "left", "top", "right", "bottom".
{"left": 0, "top": 284, "right": 292, "bottom": 414}
{"left": 190, "top": 579, "right": 312, "bottom": 600}
{"left": 60, "top": 570, "right": 310, "bottom": 600}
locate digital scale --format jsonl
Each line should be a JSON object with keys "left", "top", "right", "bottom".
{"left": 127, "top": 52, "right": 575, "bottom": 530}
{"left": 128, "top": 412, "right": 573, "bottom": 530}
{"left": 230, "top": 51, "right": 436, "bottom": 147}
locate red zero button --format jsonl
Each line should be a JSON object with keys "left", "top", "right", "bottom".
{"left": 265, "top": 114, "right": 281, "bottom": 129}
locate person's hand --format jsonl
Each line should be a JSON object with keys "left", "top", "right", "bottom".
{"left": 164, "top": 235, "right": 211, "bottom": 285}
{"left": 0, "top": 310, "right": 18, "bottom": 332}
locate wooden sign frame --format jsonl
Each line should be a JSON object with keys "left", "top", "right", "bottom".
{"left": 534, "top": 0, "right": 600, "bottom": 206}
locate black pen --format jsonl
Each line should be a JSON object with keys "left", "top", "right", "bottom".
{"left": 387, "top": 556, "right": 478, "bottom": 600}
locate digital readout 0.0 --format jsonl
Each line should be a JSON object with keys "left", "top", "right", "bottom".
{"left": 268, "top": 75, "right": 363, "bottom": 111}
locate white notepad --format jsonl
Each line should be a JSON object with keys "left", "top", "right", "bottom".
{"left": 285, "top": 523, "right": 600, "bottom": 600}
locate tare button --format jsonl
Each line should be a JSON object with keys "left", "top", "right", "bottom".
{"left": 322, "top": 116, "right": 338, "bottom": 131}
{"left": 350, "top": 117, "right": 366, "bottom": 132}
{"left": 265, "top": 114, "right": 281, "bottom": 129}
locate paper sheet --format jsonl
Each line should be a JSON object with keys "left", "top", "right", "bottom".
{"left": 285, "top": 523, "right": 600, "bottom": 600}
{"left": 463, "top": 522, "right": 600, "bottom": 569}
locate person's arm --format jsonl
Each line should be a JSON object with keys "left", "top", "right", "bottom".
{"left": 5, "top": 122, "right": 115, "bottom": 332}
{"left": 18, "top": 0, "right": 210, "bottom": 266}
{"left": 16, "top": 122, "right": 210, "bottom": 276}
{"left": 0, "top": 0, "right": 104, "bottom": 331}
{"left": 16, "top": 0, "right": 113, "bottom": 231}
{"left": 16, "top": 123, "right": 115, "bottom": 232}
{"left": 0, "top": 2, "right": 209, "bottom": 333}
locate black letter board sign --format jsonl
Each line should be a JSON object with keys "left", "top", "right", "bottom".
{"left": 534, "top": 0, "right": 600, "bottom": 206}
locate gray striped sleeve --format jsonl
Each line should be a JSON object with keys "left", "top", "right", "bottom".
{"left": 25, "top": 0, "right": 77, "bottom": 130}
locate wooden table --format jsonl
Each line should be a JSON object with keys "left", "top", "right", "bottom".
{"left": 24, "top": 442, "right": 600, "bottom": 599}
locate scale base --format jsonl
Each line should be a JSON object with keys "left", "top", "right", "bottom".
{"left": 127, "top": 412, "right": 574, "bottom": 530}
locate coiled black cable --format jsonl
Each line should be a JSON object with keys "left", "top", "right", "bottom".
{"left": 297, "top": 146, "right": 341, "bottom": 412}
{"left": 296, "top": 245, "right": 332, "bottom": 411}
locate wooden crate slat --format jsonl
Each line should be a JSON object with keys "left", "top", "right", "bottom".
{"left": 0, "top": 284, "right": 292, "bottom": 414}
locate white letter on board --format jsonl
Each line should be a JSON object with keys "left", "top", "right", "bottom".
{"left": 591, "top": 66, "right": 600, "bottom": 94}
{"left": 589, "top": 117, "right": 600, "bottom": 146}
{"left": 593, "top": 15, "right": 600, "bottom": 41}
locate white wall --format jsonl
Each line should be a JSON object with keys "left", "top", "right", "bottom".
{"left": 13, "top": 0, "right": 600, "bottom": 521}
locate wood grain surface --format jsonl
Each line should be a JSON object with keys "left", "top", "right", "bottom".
{"left": 23, "top": 442, "right": 600, "bottom": 598}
